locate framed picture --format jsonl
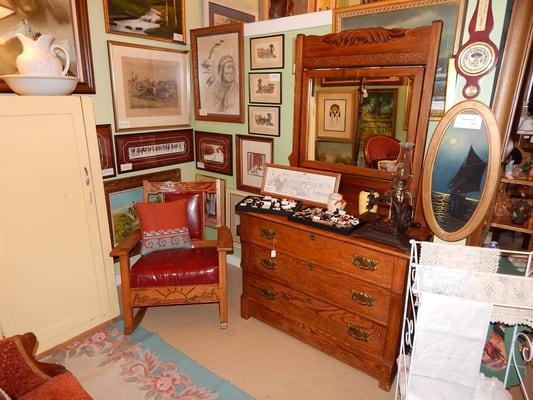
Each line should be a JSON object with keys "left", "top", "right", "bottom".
{"left": 421, "top": 101, "right": 500, "bottom": 242}
{"left": 259, "top": 0, "right": 312, "bottom": 20}
{"left": 103, "top": 0, "right": 185, "bottom": 43}
{"left": 316, "top": 90, "right": 357, "bottom": 141}
{"left": 196, "top": 174, "right": 226, "bottom": 227}
{"left": 250, "top": 34, "right": 284, "bottom": 70}
{"left": 0, "top": 0, "right": 95, "bottom": 93}
{"left": 249, "top": 73, "right": 282, "bottom": 104}
{"left": 333, "top": 0, "right": 466, "bottom": 117}
{"left": 226, "top": 188, "right": 253, "bottom": 246}
{"left": 237, "top": 135, "right": 274, "bottom": 193}
{"left": 204, "top": 1, "right": 256, "bottom": 26}
{"left": 261, "top": 164, "right": 341, "bottom": 207}
{"left": 313, "top": 0, "right": 336, "bottom": 11}
{"left": 114, "top": 129, "right": 193, "bottom": 174}
{"left": 103, "top": 168, "right": 181, "bottom": 246}
{"left": 108, "top": 41, "right": 191, "bottom": 132}
{"left": 359, "top": 89, "right": 397, "bottom": 141}
{"left": 190, "top": 23, "right": 244, "bottom": 123}
{"left": 320, "top": 76, "right": 402, "bottom": 87}
{"left": 248, "top": 105, "right": 281, "bottom": 136}
{"left": 195, "top": 131, "right": 233, "bottom": 176}
{"left": 316, "top": 141, "right": 354, "bottom": 165}
{"left": 96, "top": 124, "right": 116, "bottom": 178}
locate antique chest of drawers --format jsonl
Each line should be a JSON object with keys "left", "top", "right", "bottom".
{"left": 239, "top": 212, "right": 409, "bottom": 391}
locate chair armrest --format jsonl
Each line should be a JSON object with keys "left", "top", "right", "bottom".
{"left": 19, "top": 332, "right": 66, "bottom": 377}
{"left": 217, "top": 225, "right": 233, "bottom": 252}
{"left": 109, "top": 229, "right": 142, "bottom": 257}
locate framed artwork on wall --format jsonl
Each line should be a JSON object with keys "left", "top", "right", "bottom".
{"left": 250, "top": 34, "right": 284, "bottom": 70}
{"left": 248, "top": 105, "right": 281, "bottom": 136}
{"left": 190, "top": 23, "right": 244, "bottom": 123}
{"left": 236, "top": 135, "right": 274, "bottom": 193}
{"left": 103, "top": 0, "right": 185, "bottom": 43}
{"left": 114, "top": 129, "right": 194, "bottom": 173}
{"left": 204, "top": 1, "right": 256, "bottom": 26}
{"left": 96, "top": 124, "right": 116, "bottom": 178}
{"left": 103, "top": 168, "right": 181, "bottom": 246}
{"left": 196, "top": 174, "right": 226, "bottom": 227}
{"left": 333, "top": 0, "right": 466, "bottom": 117}
{"left": 0, "top": 0, "right": 96, "bottom": 93}
{"left": 312, "top": 0, "right": 336, "bottom": 11}
{"left": 249, "top": 72, "right": 282, "bottom": 104}
{"left": 108, "top": 41, "right": 191, "bottom": 132}
{"left": 359, "top": 89, "right": 397, "bottom": 141}
{"left": 316, "top": 90, "right": 357, "bottom": 141}
{"left": 195, "top": 131, "right": 233, "bottom": 176}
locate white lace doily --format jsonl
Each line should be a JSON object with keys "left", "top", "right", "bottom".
{"left": 420, "top": 242, "right": 501, "bottom": 273}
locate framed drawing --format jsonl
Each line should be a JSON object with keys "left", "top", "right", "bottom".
{"left": 261, "top": 164, "right": 341, "bottom": 206}
{"left": 249, "top": 72, "right": 282, "bottom": 104}
{"left": 204, "top": 1, "right": 256, "bottom": 26}
{"left": 236, "top": 135, "right": 274, "bottom": 193}
{"left": 103, "top": 168, "right": 181, "bottom": 246}
{"left": 333, "top": 0, "right": 466, "bottom": 117}
{"left": 114, "top": 129, "right": 193, "bottom": 174}
{"left": 359, "top": 89, "right": 397, "bottom": 141}
{"left": 248, "top": 105, "right": 281, "bottom": 136}
{"left": 190, "top": 23, "right": 244, "bottom": 123}
{"left": 226, "top": 188, "right": 253, "bottom": 246}
{"left": 196, "top": 174, "right": 226, "bottom": 227}
{"left": 0, "top": 0, "right": 95, "bottom": 93}
{"left": 250, "top": 34, "right": 284, "bottom": 70}
{"left": 96, "top": 124, "right": 116, "bottom": 178}
{"left": 421, "top": 101, "right": 501, "bottom": 241}
{"left": 103, "top": 0, "right": 185, "bottom": 43}
{"left": 108, "top": 41, "right": 190, "bottom": 132}
{"left": 316, "top": 90, "right": 356, "bottom": 141}
{"left": 195, "top": 131, "right": 233, "bottom": 176}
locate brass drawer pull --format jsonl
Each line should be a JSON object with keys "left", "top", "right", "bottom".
{"left": 259, "top": 287, "right": 276, "bottom": 300}
{"left": 260, "top": 227, "right": 277, "bottom": 240}
{"left": 353, "top": 255, "right": 377, "bottom": 271}
{"left": 260, "top": 257, "right": 277, "bottom": 270}
{"left": 347, "top": 324, "right": 370, "bottom": 342}
{"left": 307, "top": 264, "right": 315, "bottom": 271}
{"left": 351, "top": 290, "right": 375, "bottom": 306}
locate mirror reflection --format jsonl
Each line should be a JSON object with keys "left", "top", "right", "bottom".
{"left": 305, "top": 74, "right": 414, "bottom": 170}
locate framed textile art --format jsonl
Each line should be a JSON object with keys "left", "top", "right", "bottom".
{"left": 195, "top": 131, "right": 233, "bottom": 176}
{"left": 114, "top": 129, "right": 194, "bottom": 174}
{"left": 108, "top": 41, "right": 191, "bottom": 132}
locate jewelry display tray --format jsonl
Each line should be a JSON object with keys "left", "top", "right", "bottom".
{"left": 235, "top": 196, "right": 302, "bottom": 216}
{"left": 288, "top": 207, "right": 363, "bottom": 236}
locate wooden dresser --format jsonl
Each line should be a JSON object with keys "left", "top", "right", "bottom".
{"left": 239, "top": 212, "right": 409, "bottom": 391}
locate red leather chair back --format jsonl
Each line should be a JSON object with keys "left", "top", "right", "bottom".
{"left": 363, "top": 135, "right": 400, "bottom": 168}
{"left": 163, "top": 192, "right": 203, "bottom": 240}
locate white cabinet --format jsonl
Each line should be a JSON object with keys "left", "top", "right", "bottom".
{"left": 0, "top": 96, "right": 119, "bottom": 351}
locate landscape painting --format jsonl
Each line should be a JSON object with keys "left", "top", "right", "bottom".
{"left": 359, "top": 89, "right": 397, "bottom": 140}
{"left": 104, "top": 0, "right": 185, "bottom": 43}
{"left": 109, "top": 187, "right": 143, "bottom": 244}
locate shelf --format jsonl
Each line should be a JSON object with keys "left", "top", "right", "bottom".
{"left": 490, "top": 217, "right": 533, "bottom": 234}
{"left": 501, "top": 177, "right": 533, "bottom": 186}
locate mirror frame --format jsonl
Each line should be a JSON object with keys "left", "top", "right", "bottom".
{"left": 421, "top": 100, "right": 501, "bottom": 242}
{"left": 290, "top": 22, "right": 443, "bottom": 227}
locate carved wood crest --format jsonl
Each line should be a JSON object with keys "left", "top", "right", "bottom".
{"left": 322, "top": 27, "right": 406, "bottom": 47}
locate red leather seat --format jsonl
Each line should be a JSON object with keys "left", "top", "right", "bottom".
{"left": 363, "top": 135, "right": 400, "bottom": 168}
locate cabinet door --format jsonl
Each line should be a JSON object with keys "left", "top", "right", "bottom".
{"left": 0, "top": 97, "right": 119, "bottom": 351}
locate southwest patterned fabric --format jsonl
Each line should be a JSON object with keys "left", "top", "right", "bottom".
{"left": 0, "top": 337, "right": 49, "bottom": 398}
{"left": 141, "top": 227, "right": 192, "bottom": 255}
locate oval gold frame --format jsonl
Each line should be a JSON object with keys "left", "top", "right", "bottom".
{"left": 421, "top": 100, "right": 501, "bottom": 241}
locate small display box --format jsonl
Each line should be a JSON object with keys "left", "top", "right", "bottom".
{"left": 235, "top": 195, "right": 302, "bottom": 216}
{"left": 288, "top": 207, "right": 362, "bottom": 235}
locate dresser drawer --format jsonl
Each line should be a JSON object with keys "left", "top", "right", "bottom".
{"left": 242, "top": 214, "right": 397, "bottom": 289}
{"left": 244, "top": 243, "right": 391, "bottom": 324}
{"left": 246, "top": 273, "right": 386, "bottom": 357}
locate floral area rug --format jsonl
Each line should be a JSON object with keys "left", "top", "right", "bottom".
{"left": 43, "top": 322, "right": 253, "bottom": 400}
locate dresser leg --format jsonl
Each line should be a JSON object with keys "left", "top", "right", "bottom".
{"left": 240, "top": 295, "right": 251, "bottom": 319}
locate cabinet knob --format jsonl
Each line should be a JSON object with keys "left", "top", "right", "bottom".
{"left": 260, "top": 257, "right": 277, "bottom": 270}
{"left": 352, "top": 255, "right": 377, "bottom": 271}
{"left": 351, "top": 290, "right": 375, "bottom": 306}
{"left": 260, "top": 227, "right": 277, "bottom": 240}
{"left": 347, "top": 324, "right": 370, "bottom": 342}
{"left": 259, "top": 287, "right": 276, "bottom": 300}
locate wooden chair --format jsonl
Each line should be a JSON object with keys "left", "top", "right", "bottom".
{"left": 110, "top": 180, "right": 233, "bottom": 334}
{"left": 363, "top": 135, "right": 400, "bottom": 168}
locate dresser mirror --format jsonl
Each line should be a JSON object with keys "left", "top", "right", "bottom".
{"left": 290, "top": 22, "right": 443, "bottom": 227}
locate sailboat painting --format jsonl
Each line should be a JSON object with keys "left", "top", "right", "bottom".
{"left": 430, "top": 112, "right": 489, "bottom": 233}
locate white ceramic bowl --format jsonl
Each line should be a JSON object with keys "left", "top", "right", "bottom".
{"left": 1, "top": 75, "right": 79, "bottom": 96}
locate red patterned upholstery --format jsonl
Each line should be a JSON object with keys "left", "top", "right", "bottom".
{"left": 363, "top": 135, "right": 400, "bottom": 168}
{"left": 130, "top": 247, "right": 219, "bottom": 287}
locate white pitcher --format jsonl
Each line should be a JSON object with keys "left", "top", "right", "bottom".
{"left": 15, "top": 33, "right": 70, "bottom": 76}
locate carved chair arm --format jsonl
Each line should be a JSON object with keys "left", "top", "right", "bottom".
{"left": 109, "top": 229, "right": 142, "bottom": 257}
{"left": 18, "top": 332, "right": 66, "bottom": 377}
{"left": 217, "top": 225, "right": 233, "bottom": 252}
